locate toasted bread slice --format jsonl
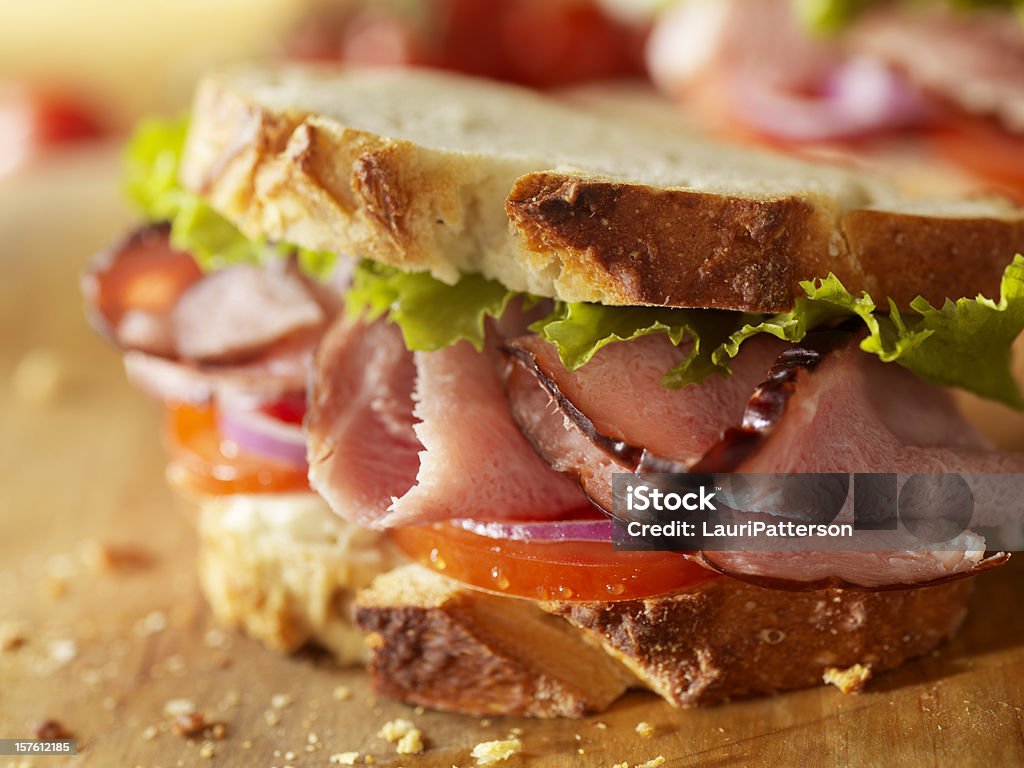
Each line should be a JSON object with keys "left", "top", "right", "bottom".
{"left": 355, "top": 565, "right": 637, "bottom": 718}
{"left": 355, "top": 565, "right": 973, "bottom": 716}
{"left": 181, "top": 65, "right": 1024, "bottom": 312}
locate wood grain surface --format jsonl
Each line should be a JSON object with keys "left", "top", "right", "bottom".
{"left": 1, "top": 148, "right": 1023, "bottom": 768}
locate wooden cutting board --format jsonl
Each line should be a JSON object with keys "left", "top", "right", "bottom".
{"left": 0, "top": 147, "right": 1022, "bottom": 768}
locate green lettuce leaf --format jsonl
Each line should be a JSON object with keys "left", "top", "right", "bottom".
{"left": 529, "top": 302, "right": 753, "bottom": 388}
{"left": 715, "top": 256, "right": 1024, "bottom": 408}
{"left": 123, "top": 116, "right": 337, "bottom": 278}
{"left": 129, "top": 123, "right": 1024, "bottom": 407}
{"left": 345, "top": 261, "right": 517, "bottom": 352}
{"left": 794, "top": 0, "right": 1024, "bottom": 35}
{"left": 866, "top": 256, "right": 1024, "bottom": 407}
{"left": 530, "top": 303, "right": 690, "bottom": 369}
{"left": 712, "top": 273, "right": 881, "bottom": 370}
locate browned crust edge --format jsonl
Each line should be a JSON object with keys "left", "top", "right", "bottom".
{"left": 355, "top": 566, "right": 974, "bottom": 716}
{"left": 506, "top": 172, "right": 1024, "bottom": 311}
{"left": 355, "top": 574, "right": 636, "bottom": 718}
{"left": 182, "top": 73, "right": 1024, "bottom": 313}
{"left": 549, "top": 576, "right": 974, "bottom": 707}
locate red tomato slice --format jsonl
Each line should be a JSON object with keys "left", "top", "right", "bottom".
{"left": 0, "top": 84, "right": 104, "bottom": 174}
{"left": 258, "top": 392, "right": 307, "bottom": 426}
{"left": 164, "top": 404, "right": 309, "bottom": 496}
{"left": 929, "top": 114, "right": 1024, "bottom": 199}
{"left": 390, "top": 521, "right": 718, "bottom": 601}
{"left": 436, "top": 0, "right": 646, "bottom": 88}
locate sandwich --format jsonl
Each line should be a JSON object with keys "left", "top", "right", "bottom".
{"left": 644, "top": 0, "right": 1024, "bottom": 450}
{"left": 83, "top": 64, "right": 1024, "bottom": 717}
{"left": 646, "top": 0, "right": 1024, "bottom": 197}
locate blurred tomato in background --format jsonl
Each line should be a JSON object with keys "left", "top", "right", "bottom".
{"left": 287, "top": 0, "right": 648, "bottom": 88}
{"left": 0, "top": 0, "right": 648, "bottom": 175}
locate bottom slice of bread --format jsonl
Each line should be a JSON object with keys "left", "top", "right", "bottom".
{"left": 355, "top": 564, "right": 974, "bottom": 717}
{"left": 197, "top": 493, "right": 398, "bottom": 664}
{"left": 193, "top": 494, "right": 974, "bottom": 718}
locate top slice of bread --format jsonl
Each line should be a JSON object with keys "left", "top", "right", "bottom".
{"left": 180, "top": 65, "right": 1024, "bottom": 312}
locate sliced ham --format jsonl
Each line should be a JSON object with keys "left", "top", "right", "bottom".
{"left": 84, "top": 223, "right": 339, "bottom": 403}
{"left": 699, "top": 542, "right": 1008, "bottom": 591}
{"left": 502, "top": 332, "right": 784, "bottom": 510}
{"left": 82, "top": 223, "right": 201, "bottom": 356}
{"left": 646, "top": 0, "right": 930, "bottom": 141}
{"left": 308, "top": 317, "right": 588, "bottom": 529}
{"left": 504, "top": 354, "right": 622, "bottom": 512}
{"left": 702, "top": 346, "right": 1020, "bottom": 588}
{"left": 735, "top": 346, "right": 1023, "bottom": 518}
{"left": 504, "top": 331, "right": 1020, "bottom": 589}
{"left": 172, "top": 260, "right": 325, "bottom": 364}
{"left": 506, "top": 333, "right": 784, "bottom": 464}
{"left": 307, "top": 317, "right": 423, "bottom": 526}
{"left": 850, "top": 7, "right": 1024, "bottom": 133}
{"left": 122, "top": 334, "right": 317, "bottom": 405}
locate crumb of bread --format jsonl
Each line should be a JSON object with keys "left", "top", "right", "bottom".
{"left": 471, "top": 737, "right": 523, "bottom": 765}
{"left": 333, "top": 685, "right": 352, "bottom": 701}
{"left": 44, "top": 576, "right": 69, "bottom": 599}
{"left": 638, "top": 758, "right": 666, "bottom": 768}
{"left": 142, "top": 725, "right": 159, "bottom": 741}
{"left": 329, "top": 753, "right": 360, "bottom": 765}
{"left": 199, "top": 741, "right": 216, "bottom": 758}
{"left": 12, "top": 348, "right": 64, "bottom": 405}
{"left": 78, "top": 540, "right": 154, "bottom": 573}
{"left": 613, "top": 762, "right": 629, "bottom": 768}
{"left": 823, "top": 663, "right": 873, "bottom": 694}
{"left": 271, "top": 692, "right": 294, "bottom": 709}
{"left": 164, "top": 698, "right": 197, "bottom": 717}
{"left": 171, "top": 712, "right": 209, "bottom": 737}
{"left": 48, "top": 638, "right": 77, "bottom": 667}
{"left": 635, "top": 721, "right": 655, "bottom": 738}
{"left": 32, "top": 719, "right": 73, "bottom": 740}
{"left": 203, "top": 628, "right": 232, "bottom": 651}
{"left": 134, "top": 610, "right": 167, "bottom": 637}
{"left": 0, "top": 621, "right": 26, "bottom": 652}
{"left": 377, "top": 718, "right": 415, "bottom": 742}
{"left": 396, "top": 728, "right": 425, "bottom": 755}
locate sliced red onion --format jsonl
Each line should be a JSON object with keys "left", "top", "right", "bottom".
{"left": 451, "top": 518, "right": 615, "bottom": 543}
{"left": 217, "top": 405, "right": 308, "bottom": 469}
{"left": 730, "top": 56, "right": 933, "bottom": 141}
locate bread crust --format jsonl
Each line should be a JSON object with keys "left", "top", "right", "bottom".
{"left": 355, "top": 566, "right": 973, "bottom": 716}
{"left": 182, "top": 68, "right": 1024, "bottom": 312}
{"left": 196, "top": 494, "right": 397, "bottom": 665}
{"left": 548, "top": 575, "right": 973, "bottom": 706}
{"left": 355, "top": 566, "right": 637, "bottom": 717}
{"left": 506, "top": 173, "right": 840, "bottom": 312}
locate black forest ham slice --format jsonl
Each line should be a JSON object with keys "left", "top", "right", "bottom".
{"left": 308, "top": 317, "right": 588, "bottom": 529}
